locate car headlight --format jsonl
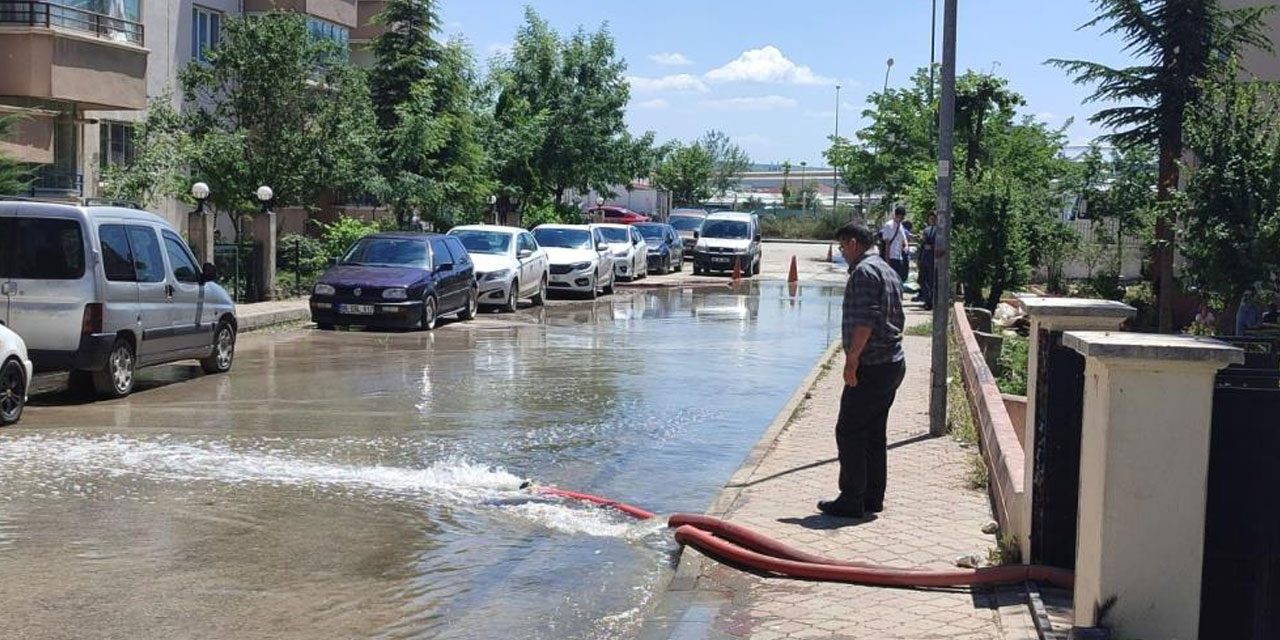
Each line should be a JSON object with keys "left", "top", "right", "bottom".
{"left": 482, "top": 269, "right": 512, "bottom": 282}
{"left": 382, "top": 288, "right": 408, "bottom": 300}
{"left": 569, "top": 261, "right": 592, "bottom": 271}
{"left": 313, "top": 283, "right": 335, "bottom": 296}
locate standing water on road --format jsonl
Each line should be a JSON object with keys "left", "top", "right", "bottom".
{"left": 0, "top": 283, "right": 840, "bottom": 640}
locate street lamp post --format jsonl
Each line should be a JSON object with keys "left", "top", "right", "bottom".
{"left": 833, "top": 85, "right": 841, "bottom": 214}
{"left": 799, "top": 161, "right": 807, "bottom": 212}
{"left": 883, "top": 57, "right": 895, "bottom": 94}
{"left": 191, "top": 182, "right": 209, "bottom": 215}
{"left": 489, "top": 194, "right": 498, "bottom": 225}
{"left": 249, "top": 185, "right": 272, "bottom": 303}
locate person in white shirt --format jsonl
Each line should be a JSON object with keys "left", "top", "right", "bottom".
{"left": 879, "top": 206, "right": 910, "bottom": 283}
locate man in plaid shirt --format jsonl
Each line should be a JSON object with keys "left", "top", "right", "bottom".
{"left": 819, "top": 220, "right": 906, "bottom": 519}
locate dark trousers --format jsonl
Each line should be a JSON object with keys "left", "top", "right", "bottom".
{"left": 889, "top": 258, "right": 909, "bottom": 284}
{"left": 834, "top": 360, "right": 907, "bottom": 508}
{"left": 918, "top": 258, "right": 935, "bottom": 303}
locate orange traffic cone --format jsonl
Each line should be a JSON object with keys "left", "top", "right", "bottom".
{"left": 788, "top": 255, "right": 799, "bottom": 283}
{"left": 732, "top": 259, "right": 742, "bottom": 283}
{"left": 827, "top": 244, "right": 833, "bottom": 262}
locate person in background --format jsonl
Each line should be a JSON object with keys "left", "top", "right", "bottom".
{"left": 820, "top": 221, "right": 906, "bottom": 520}
{"left": 879, "top": 206, "right": 910, "bottom": 285}
{"left": 916, "top": 212, "right": 937, "bottom": 310}
{"left": 1236, "top": 288, "right": 1266, "bottom": 336}
{"left": 1194, "top": 302, "right": 1216, "bottom": 328}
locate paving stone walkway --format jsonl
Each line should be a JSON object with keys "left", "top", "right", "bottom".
{"left": 662, "top": 308, "right": 1040, "bottom": 639}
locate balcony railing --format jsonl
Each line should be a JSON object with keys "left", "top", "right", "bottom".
{"left": 0, "top": 1, "right": 144, "bottom": 46}
{"left": 28, "top": 167, "right": 83, "bottom": 198}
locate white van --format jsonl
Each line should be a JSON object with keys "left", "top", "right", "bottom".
{"left": 0, "top": 201, "right": 237, "bottom": 398}
{"left": 691, "top": 212, "right": 763, "bottom": 277}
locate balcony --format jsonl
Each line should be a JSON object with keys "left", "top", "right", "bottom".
{"left": 243, "top": 0, "right": 358, "bottom": 28}
{"left": 0, "top": 1, "right": 148, "bottom": 110}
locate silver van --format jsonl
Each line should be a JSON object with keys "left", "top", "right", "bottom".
{"left": 0, "top": 201, "right": 237, "bottom": 398}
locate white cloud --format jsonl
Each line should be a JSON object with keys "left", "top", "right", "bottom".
{"left": 634, "top": 98, "right": 670, "bottom": 111}
{"left": 627, "top": 74, "right": 709, "bottom": 94}
{"left": 698, "top": 95, "right": 798, "bottom": 111}
{"left": 705, "top": 46, "right": 834, "bottom": 86}
{"left": 735, "top": 134, "right": 770, "bottom": 146}
{"left": 649, "top": 52, "right": 693, "bottom": 66}
{"left": 487, "top": 42, "right": 513, "bottom": 56}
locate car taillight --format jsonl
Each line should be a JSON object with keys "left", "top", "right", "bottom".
{"left": 81, "top": 303, "right": 103, "bottom": 334}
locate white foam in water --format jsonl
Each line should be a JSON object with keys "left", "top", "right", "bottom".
{"left": 0, "top": 434, "right": 661, "bottom": 541}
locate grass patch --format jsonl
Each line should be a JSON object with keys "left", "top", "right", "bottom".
{"left": 947, "top": 333, "right": 989, "bottom": 490}
{"left": 903, "top": 320, "right": 933, "bottom": 337}
{"left": 995, "top": 335, "right": 1029, "bottom": 396}
{"left": 986, "top": 533, "right": 1022, "bottom": 566}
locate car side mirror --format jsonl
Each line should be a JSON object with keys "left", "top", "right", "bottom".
{"left": 754, "top": 234, "right": 762, "bottom": 242}
{"left": 517, "top": 249, "right": 533, "bottom": 260}
{"left": 437, "top": 263, "right": 453, "bottom": 272}
{"left": 329, "top": 256, "right": 340, "bottom": 266}
{"left": 693, "top": 231, "right": 700, "bottom": 240}
{"left": 596, "top": 242, "right": 608, "bottom": 252}
{"left": 200, "top": 262, "right": 218, "bottom": 284}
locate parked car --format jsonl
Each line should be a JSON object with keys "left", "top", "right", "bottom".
{"left": 668, "top": 212, "right": 707, "bottom": 258}
{"left": 590, "top": 205, "right": 650, "bottom": 225}
{"left": 0, "top": 201, "right": 235, "bottom": 399}
{"left": 0, "top": 324, "right": 32, "bottom": 426}
{"left": 594, "top": 223, "right": 647, "bottom": 281}
{"left": 633, "top": 222, "right": 684, "bottom": 274}
{"left": 310, "top": 233, "right": 477, "bottom": 331}
{"left": 692, "top": 212, "right": 763, "bottom": 277}
{"left": 532, "top": 224, "right": 616, "bottom": 299}
{"left": 449, "top": 225, "right": 549, "bottom": 312}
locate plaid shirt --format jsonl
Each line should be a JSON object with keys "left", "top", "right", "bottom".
{"left": 842, "top": 252, "right": 906, "bottom": 365}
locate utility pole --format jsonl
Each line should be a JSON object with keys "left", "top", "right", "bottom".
{"left": 929, "top": 0, "right": 957, "bottom": 438}
{"left": 833, "top": 85, "right": 841, "bottom": 214}
{"left": 929, "top": 0, "right": 938, "bottom": 158}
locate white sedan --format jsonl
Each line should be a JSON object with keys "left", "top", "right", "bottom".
{"left": 0, "top": 324, "right": 33, "bottom": 426}
{"left": 532, "top": 224, "right": 616, "bottom": 299}
{"left": 449, "top": 224, "right": 549, "bottom": 312}
{"left": 593, "top": 223, "right": 647, "bottom": 281}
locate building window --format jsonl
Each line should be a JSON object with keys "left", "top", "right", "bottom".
{"left": 307, "top": 17, "right": 349, "bottom": 47}
{"left": 99, "top": 121, "right": 135, "bottom": 168}
{"left": 192, "top": 5, "right": 222, "bottom": 63}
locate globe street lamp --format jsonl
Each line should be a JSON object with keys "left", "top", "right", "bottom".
{"left": 191, "top": 182, "right": 209, "bottom": 214}
{"left": 489, "top": 194, "right": 498, "bottom": 225}
{"left": 884, "top": 57, "right": 895, "bottom": 93}
{"left": 256, "top": 185, "right": 273, "bottom": 213}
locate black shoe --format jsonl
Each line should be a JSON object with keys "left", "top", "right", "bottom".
{"left": 865, "top": 500, "right": 884, "bottom": 514}
{"left": 817, "top": 499, "right": 865, "bottom": 519}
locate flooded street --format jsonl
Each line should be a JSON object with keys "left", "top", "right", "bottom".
{"left": 0, "top": 283, "right": 840, "bottom": 640}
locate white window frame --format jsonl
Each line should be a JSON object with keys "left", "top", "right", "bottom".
{"left": 192, "top": 5, "right": 223, "bottom": 63}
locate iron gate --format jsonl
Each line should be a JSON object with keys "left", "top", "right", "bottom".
{"left": 1029, "top": 328, "right": 1086, "bottom": 570}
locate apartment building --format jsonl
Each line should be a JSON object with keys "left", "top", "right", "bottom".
{"left": 0, "top": 0, "right": 386, "bottom": 228}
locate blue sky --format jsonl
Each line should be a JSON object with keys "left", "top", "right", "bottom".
{"left": 438, "top": 1, "right": 1136, "bottom": 167}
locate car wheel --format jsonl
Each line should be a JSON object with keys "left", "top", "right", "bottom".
{"left": 693, "top": 264, "right": 702, "bottom": 276}
{"left": 532, "top": 275, "right": 547, "bottom": 306}
{"left": 662, "top": 257, "right": 671, "bottom": 275}
{"left": 92, "top": 337, "right": 135, "bottom": 399}
{"left": 588, "top": 275, "right": 599, "bottom": 300}
{"left": 420, "top": 296, "right": 439, "bottom": 331}
{"left": 504, "top": 280, "right": 519, "bottom": 313}
{"left": 459, "top": 285, "right": 479, "bottom": 320}
{"left": 602, "top": 271, "right": 615, "bottom": 295}
{"left": 753, "top": 255, "right": 761, "bottom": 275}
{"left": 200, "top": 320, "right": 236, "bottom": 374}
{"left": 0, "top": 357, "right": 26, "bottom": 426}
{"left": 316, "top": 323, "right": 335, "bottom": 331}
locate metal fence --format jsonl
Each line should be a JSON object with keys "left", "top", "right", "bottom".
{"left": 0, "top": 1, "right": 145, "bottom": 45}
{"left": 214, "top": 242, "right": 261, "bottom": 304}
{"left": 275, "top": 235, "right": 323, "bottom": 298}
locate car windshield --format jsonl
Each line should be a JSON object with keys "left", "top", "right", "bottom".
{"left": 452, "top": 230, "right": 512, "bottom": 255}
{"left": 669, "top": 216, "right": 704, "bottom": 231}
{"left": 636, "top": 225, "right": 665, "bottom": 241}
{"left": 533, "top": 228, "right": 592, "bottom": 249}
{"left": 341, "top": 237, "right": 429, "bottom": 268}
{"left": 598, "top": 227, "right": 629, "bottom": 243}
{"left": 701, "top": 220, "right": 750, "bottom": 239}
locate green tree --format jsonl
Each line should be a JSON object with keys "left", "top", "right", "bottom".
{"left": 368, "top": 0, "right": 442, "bottom": 131}
{"left": 654, "top": 143, "right": 713, "bottom": 206}
{"left": 700, "top": 130, "right": 751, "bottom": 198}
{"left": 824, "top": 136, "right": 878, "bottom": 214}
{"left": 99, "top": 94, "right": 192, "bottom": 208}
{"left": 180, "top": 12, "right": 380, "bottom": 214}
{"left": 0, "top": 114, "right": 31, "bottom": 195}
{"left": 1048, "top": 0, "right": 1273, "bottom": 331}
{"left": 1181, "top": 65, "right": 1280, "bottom": 320}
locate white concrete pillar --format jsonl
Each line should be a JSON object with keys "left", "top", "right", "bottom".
{"left": 1016, "top": 296, "right": 1134, "bottom": 562}
{"left": 1063, "top": 331, "right": 1242, "bottom": 640}
{"left": 251, "top": 210, "right": 277, "bottom": 301}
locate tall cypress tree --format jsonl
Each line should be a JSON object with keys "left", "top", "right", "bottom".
{"left": 369, "top": 0, "right": 442, "bottom": 130}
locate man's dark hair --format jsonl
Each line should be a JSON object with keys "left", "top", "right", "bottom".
{"left": 894, "top": 205, "right": 907, "bottom": 218}
{"left": 835, "top": 220, "right": 877, "bottom": 246}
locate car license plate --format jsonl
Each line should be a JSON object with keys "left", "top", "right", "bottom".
{"left": 712, "top": 256, "right": 730, "bottom": 264}
{"left": 339, "top": 304, "right": 375, "bottom": 315}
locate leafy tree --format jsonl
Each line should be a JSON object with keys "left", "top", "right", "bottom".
{"left": 99, "top": 94, "right": 192, "bottom": 208}
{"left": 1181, "top": 65, "right": 1280, "bottom": 321}
{"left": 824, "top": 136, "right": 878, "bottom": 214}
{"left": 1048, "top": 0, "right": 1273, "bottom": 331}
{"left": 654, "top": 143, "right": 713, "bottom": 206}
{"left": 955, "top": 73, "right": 1025, "bottom": 178}
{"left": 700, "top": 130, "right": 751, "bottom": 198}
{"left": 180, "top": 12, "right": 381, "bottom": 214}
{"left": 0, "top": 114, "right": 31, "bottom": 195}
{"left": 368, "top": 0, "right": 442, "bottom": 131}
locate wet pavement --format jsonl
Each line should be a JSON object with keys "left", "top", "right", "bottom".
{"left": 0, "top": 283, "right": 841, "bottom": 640}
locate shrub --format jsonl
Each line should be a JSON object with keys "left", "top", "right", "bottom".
{"left": 996, "top": 336, "right": 1029, "bottom": 396}
{"left": 759, "top": 210, "right": 847, "bottom": 240}
{"left": 276, "top": 233, "right": 327, "bottom": 297}
{"left": 317, "top": 215, "right": 380, "bottom": 259}
{"left": 521, "top": 203, "right": 583, "bottom": 228}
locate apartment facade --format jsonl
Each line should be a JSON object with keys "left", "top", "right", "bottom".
{"left": 0, "top": 0, "right": 386, "bottom": 228}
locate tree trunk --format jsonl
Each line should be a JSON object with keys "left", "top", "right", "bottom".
{"left": 1155, "top": 133, "right": 1178, "bottom": 333}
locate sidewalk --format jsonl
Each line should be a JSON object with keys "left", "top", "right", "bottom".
{"left": 644, "top": 308, "right": 1039, "bottom": 640}
{"left": 236, "top": 298, "right": 310, "bottom": 332}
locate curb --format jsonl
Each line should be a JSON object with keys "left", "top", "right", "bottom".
{"left": 639, "top": 339, "right": 843, "bottom": 640}
{"left": 236, "top": 304, "right": 311, "bottom": 333}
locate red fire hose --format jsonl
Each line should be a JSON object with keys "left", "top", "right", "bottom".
{"left": 535, "top": 486, "right": 1074, "bottom": 590}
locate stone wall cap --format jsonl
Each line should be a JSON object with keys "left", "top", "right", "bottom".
{"left": 1016, "top": 295, "right": 1136, "bottom": 319}
{"left": 1063, "top": 331, "right": 1245, "bottom": 365}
